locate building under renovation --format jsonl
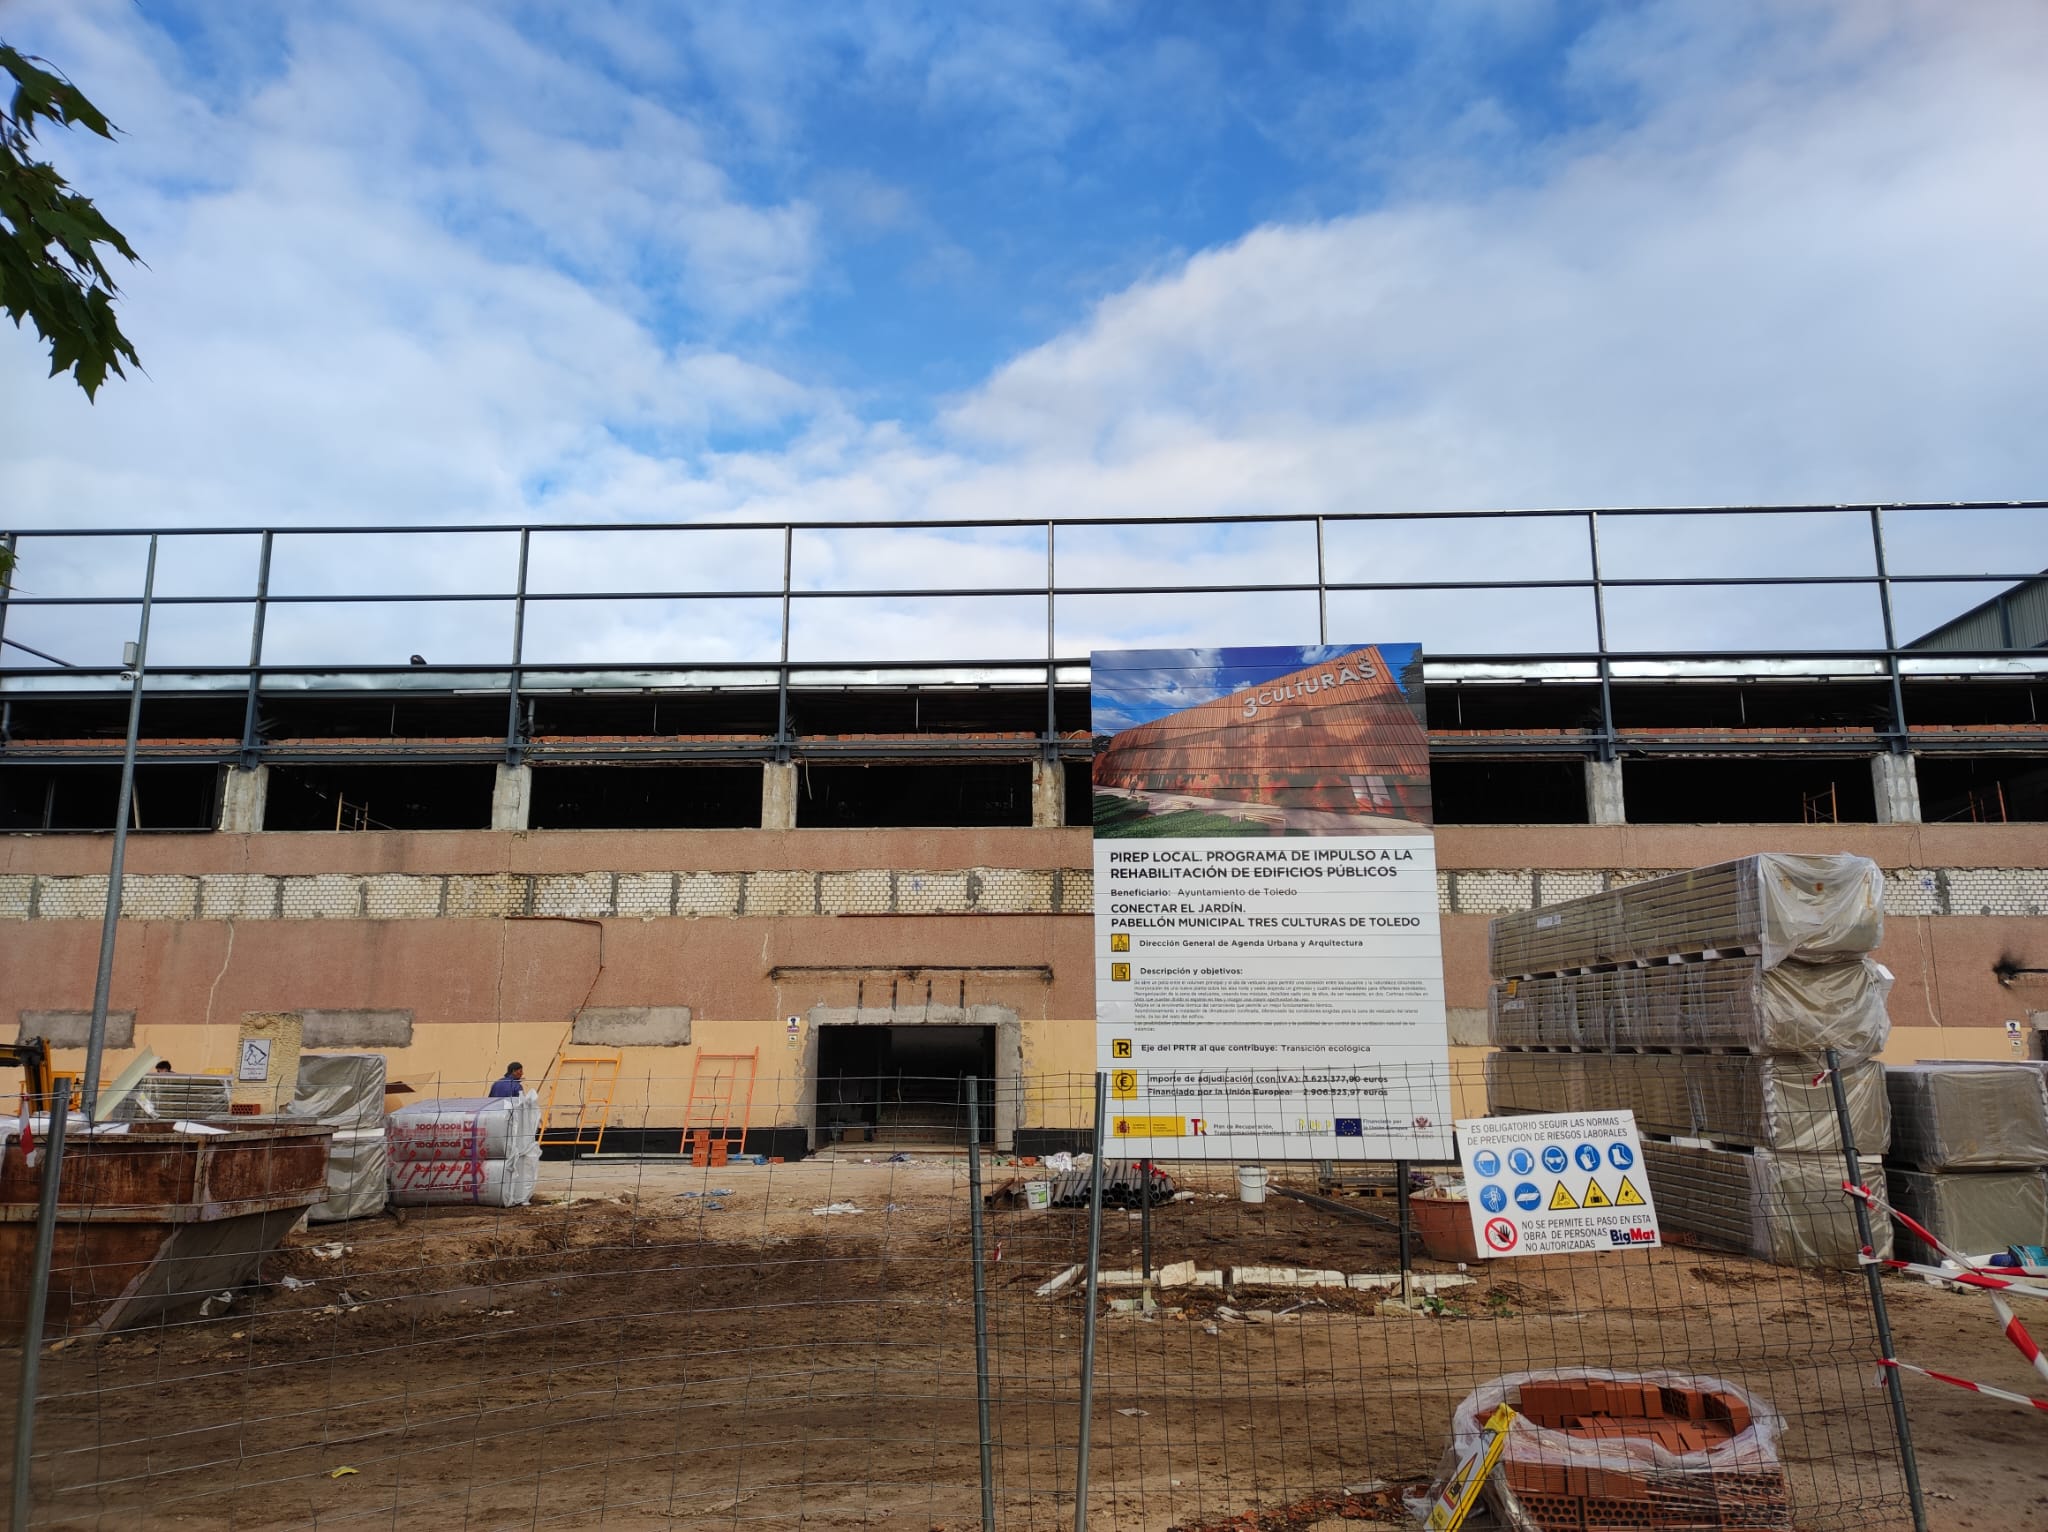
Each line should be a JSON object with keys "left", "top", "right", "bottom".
{"left": 1, "top": 505, "right": 2045, "bottom": 1152}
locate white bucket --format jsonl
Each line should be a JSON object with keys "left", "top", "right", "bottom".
{"left": 1024, "top": 1180, "right": 1053, "bottom": 1211}
{"left": 1236, "top": 1165, "right": 1269, "bottom": 1204}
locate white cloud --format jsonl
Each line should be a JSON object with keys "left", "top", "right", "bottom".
{"left": 4, "top": 0, "right": 2045, "bottom": 678}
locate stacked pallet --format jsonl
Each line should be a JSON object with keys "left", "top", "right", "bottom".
{"left": 1883, "top": 1063, "right": 2048, "bottom": 1261}
{"left": 1448, "top": 1371, "right": 1790, "bottom": 1532}
{"left": 1487, "top": 1052, "right": 1887, "bottom": 1155}
{"left": 1502, "top": 1379, "right": 1789, "bottom": 1532}
{"left": 1487, "top": 854, "right": 1893, "bottom": 1267}
{"left": 285, "top": 1052, "right": 390, "bottom": 1223}
{"left": 115, "top": 1072, "right": 232, "bottom": 1121}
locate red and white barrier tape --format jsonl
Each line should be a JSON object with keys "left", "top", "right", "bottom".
{"left": 1844, "top": 1178, "right": 2048, "bottom": 1404}
{"left": 1880, "top": 1359, "right": 2048, "bottom": 1414}
{"left": 1843, "top": 1179, "right": 1968, "bottom": 1267}
{"left": 1994, "top": 1295, "right": 2048, "bottom": 1390}
{"left": 1881, "top": 1255, "right": 2048, "bottom": 1303}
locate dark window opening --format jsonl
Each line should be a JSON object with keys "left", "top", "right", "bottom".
{"left": 1900, "top": 681, "right": 2048, "bottom": 730}
{"left": 258, "top": 695, "right": 511, "bottom": 742}
{"left": 1426, "top": 682, "right": 1605, "bottom": 734}
{"left": 529, "top": 765, "right": 760, "bottom": 829}
{"left": 1621, "top": 758, "right": 1877, "bottom": 824}
{"left": 263, "top": 764, "right": 494, "bottom": 831}
{"left": 790, "top": 684, "right": 1087, "bottom": 737}
{"left": 1607, "top": 681, "right": 1893, "bottom": 734}
{"left": 0, "top": 696, "right": 244, "bottom": 745}
{"left": 1431, "top": 760, "right": 1588, "bottom": 825}
{"left": 798, "top": 763, "right": 1030, "bottom": 827}
{"left": 816, "top": 1024, "right": 995, "bottom": 1145}
{"left": 528, "top": 690, "right": 782, "bottom": 738}
{"left": 1917, "top": 756, "right": 2048, "bottom": 823}
{"left": 1064, "top": 761, "right": 1093, "bottom": 826}
{"left": 0, "top": 763, "right": 219, "bottom": 832}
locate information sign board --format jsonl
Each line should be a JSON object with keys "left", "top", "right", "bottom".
{"left": 1091, "top": 644, "right": 1452, "bottom": 1158}
{"left": 1455, "top": 1110, "right": 1661, "bottom": 1257}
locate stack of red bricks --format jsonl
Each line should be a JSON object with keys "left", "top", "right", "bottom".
{"left": 1498, "top": 1378, "right": 1790, "bottom": 1531}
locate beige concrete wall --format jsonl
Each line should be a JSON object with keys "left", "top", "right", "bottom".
{"left": 4, "top": 821, "right": 2043, "bottom": 1127}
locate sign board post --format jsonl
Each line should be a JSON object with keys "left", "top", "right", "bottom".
{"left": 1091, "top": 644, "right": 1452, "bottom": 1160}
{"left": 1455, "top": 1110, "right": 1661, "bottom": 1258}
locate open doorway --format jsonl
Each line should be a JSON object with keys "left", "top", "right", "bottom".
{"left": 815, "top": 1024, "right": 996, "bottom": 1147}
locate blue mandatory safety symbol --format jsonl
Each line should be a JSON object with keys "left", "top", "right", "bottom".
{"left": 1541, "top": 1145, "right": 1569, "bottom": 1174}
{"left": 1574, "top": 1143, "right": 1602, "bottom": 1172}
{"left": 1472, "top": 1150, "right": 1501, "bottom": 1177}
{"left": 1507, "top": 1147, "right": 1536, "bottom": 1176}
{"left": 1479, "top": 1184, "right": 1507, "bottom": 1213}
{"left": 1335, "top": 1118, "right": 1362, "bottom": 1137}
{"left": 1514, "top": 1182, "right": 1543, "bottom": 1211}
{"left": 1608, "top": 1141, "right": 1635, "bottom": 1170}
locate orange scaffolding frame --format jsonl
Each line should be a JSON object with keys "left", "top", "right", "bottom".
{"left": 683, "top": 1050, "right": 758, "bottom": 1166}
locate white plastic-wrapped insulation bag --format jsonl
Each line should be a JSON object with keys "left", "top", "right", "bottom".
{"left": 386, "top": 1093, "right": 541, "bottom": 1163}
{"left": 383, "top": 1093, "right": 542, "bottom": 1208}
{"left": 389, "top": 1147, "right": 541, "bottom": 1208}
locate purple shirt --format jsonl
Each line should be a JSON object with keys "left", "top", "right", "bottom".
{"left": 489, "top": 1076, "right": 523, "bottom": 1098}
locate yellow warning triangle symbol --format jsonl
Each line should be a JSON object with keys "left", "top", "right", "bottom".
{"left": 1615, "top": 1175, "right": 1646, "bottom": 1208}
{"left": 1548, "top": 1180, "right": 1579, "bottom": 1210}
{"left": 1582, "top": 1178, "right": 1613, "bottom": 1208}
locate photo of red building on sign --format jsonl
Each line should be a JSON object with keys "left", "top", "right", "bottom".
{"left": 1091, "top": 643, "right": 1432, "bottom": 837}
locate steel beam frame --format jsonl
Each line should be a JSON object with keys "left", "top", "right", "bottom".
{"left": 0, "top": 504, "right": 2043, "bottom": 774}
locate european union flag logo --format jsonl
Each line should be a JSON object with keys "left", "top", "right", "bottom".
{"left": 1334, "top": 1118, "right": 1362, "bottom": 1137}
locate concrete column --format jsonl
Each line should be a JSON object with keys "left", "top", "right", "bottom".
{"left": 1872, "top": 751, "right": 1922, "bottom": 824}
{"left": 1031, "top": 756, "right": 1066, "bottom": 828}
{"left": 1584, "top": 757, "right": 1626, "bottom": 826}
{"left": 219, "top": 764, "right": 269, "bottom": 832}
{"left": 761, "top": 760, "right": 798, "bottom": 830}
{"left": 491, "top": 763, "right": 532, "bottom": 830}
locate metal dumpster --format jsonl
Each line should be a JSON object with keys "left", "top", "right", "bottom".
{"left": 0, "top": 1120, "right": 334, "bottom": 1338}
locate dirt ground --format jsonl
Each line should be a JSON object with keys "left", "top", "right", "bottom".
{"left": 2, "top": 1156, "right": 2041, "bottom": 1532}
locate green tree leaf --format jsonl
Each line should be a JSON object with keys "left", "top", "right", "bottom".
{"left": 2, "top": 42, "right": 141, "bottom": 399}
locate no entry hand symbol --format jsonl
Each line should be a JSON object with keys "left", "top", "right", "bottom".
{"left": 1484, "top": 1217, "right": 1518, "bottom": 1253}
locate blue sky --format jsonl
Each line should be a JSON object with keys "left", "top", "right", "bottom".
{"left": 1092, "top": 643, "right": 1420, "bottom": 735}
{"left": 3, "top": 1, "right": 2047, "bottom": 672}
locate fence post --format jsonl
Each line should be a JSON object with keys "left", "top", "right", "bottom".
{"left": 1395, "top": 1158, "right": 1412, "bottom": 1304}
{"left": 1139, "top": 1157, "right": 1151, "bottom": 1281}
{"left": 1073, "top": 1072, "right": 1108, "bottom": 1532}
{"left": 1824, "top": 1047, "right": 1928, "bottom": 1532}
{"left": 10, "top": 1095, "right": 68, "bottom": 1532}
{"left": 965, "top": 1077, "right": 997, "bottom": 1532}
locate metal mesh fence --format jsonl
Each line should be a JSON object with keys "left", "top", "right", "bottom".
{"left": 0, "top": 1065, "right": 1926, "bottom": 1531}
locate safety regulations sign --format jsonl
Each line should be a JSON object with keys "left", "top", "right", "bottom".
{"left": 1454, "top": 1110, "right": 1661, "bottom": 1258}
{"left": 1092, "top": 644, "right": 1453, "bottom": 1159}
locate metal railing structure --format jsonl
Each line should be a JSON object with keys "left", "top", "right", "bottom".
{"left": 0, "top": 502, "right": 2045, "bottom": 772}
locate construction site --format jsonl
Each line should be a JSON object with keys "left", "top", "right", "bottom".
{"left": 3, "top": 505, "right": 2048, "bottom": 1531}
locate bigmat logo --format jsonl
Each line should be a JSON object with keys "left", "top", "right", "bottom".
{"left": 1607, "top": 1227, "right": 1658, "bottom": 1246}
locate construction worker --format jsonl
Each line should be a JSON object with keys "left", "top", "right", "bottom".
{"left": 489, "top": 1062, "right": 525, "bottom": 1098}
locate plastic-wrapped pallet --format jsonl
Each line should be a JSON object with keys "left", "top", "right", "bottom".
{"left": 1434, "top": 1369, "right": 1789, "bottom": 1532}
{"left": 115, "top": 1072, "right": 233, "bottom": 1122}
{"left": 1490, "top": 854, "right": 1883, "bottom": 979}
{"left": 1489, "top": 956, "right": 1892, "bottom": 1061}
{"left": 1486, "top": 1052, "right": 1889, "bottom": 1156}
{"left": 1884, "top": 1063, "right": 2048, "bottom": 1171}
{"left": 386, "top": 1094, "right": 541, "bottom": 1208}
{"left": 1886, "top": 1167, "right": 2048, "bottom": 1264}
{"left": 387, "top": 1092, "right": 540, "bottom": 1162}
{"left": 1637, "top": 1138, "right": 1889, "bottom": 1269}
{"left": 284, "top": 1052, "right": 390, "bottom": 1223}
